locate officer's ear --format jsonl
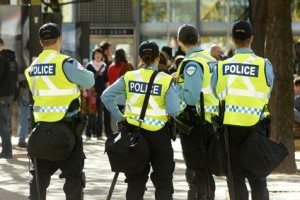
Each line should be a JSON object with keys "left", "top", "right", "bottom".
{"left": 39, "top": 40, "right": 44, "bottom": 47}
{"left": 249, "top": 36, "right": 254, "bottom": 44}
{"left": 58, "top": 36, "right": 63, "bottom": 45}
{"left": 177, "top": 40, "right": 183, "bottom": 47}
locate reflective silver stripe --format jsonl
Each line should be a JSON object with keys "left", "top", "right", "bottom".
{"left": 31, "top": 52, "right": 60, "bottom": 92}
{"left": 202, "top": 86, "right": 213, "bottom": 94}
{"left": 34, "top": 105, "right": 69, "bottom": 113}
{"left": 126, "top": 105, "right": 166, "bottom": 116}
{"left": 129, "top": 116, "right": 165, "bottom": 127}
{"left": 33, "top": 87, "right": 80, "bottom": 96}
{"left": 219, "top": 55, "right": 270, "bottom": 99}
{"left": 127, "top": 70, "right": 164, "bottom": 115}
{"left": 220, "top": 88, "right": 270, "bottom": 99}
{"left": 225, "top": 105, "right": 262, "bottom": 115}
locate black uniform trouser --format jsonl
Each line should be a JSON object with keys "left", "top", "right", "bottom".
{"left": 125, "top": 126, "right": 175, "bottom": 200}
{"left": 226, "top": 125, "right": 269, "bottom": 200}
{"left": 180, "top": 123, "right": 215, "bottom": 200}
{"left": 85, "top": 114, "right": 96, "bottom": 137}
{"left": 29, "top": 137, "right": 85, "bottom": 200}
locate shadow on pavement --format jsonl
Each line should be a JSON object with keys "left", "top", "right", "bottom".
{"left": 0, "top": 188, "right": 27, "bottom": 200}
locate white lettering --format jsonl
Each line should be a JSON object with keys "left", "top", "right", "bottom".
{"left": 44, "top": 66, "right": 49, "bottom": 74}
{"left": 224, "top": 64, "right": 257, "bottom": 77}
{"left": 152, "top": 85, "right": 159, "bottom": 95}
{"left": 130, "top": 82, "right": 135, "bottom": 91}
{"left": 224, "top": 65, "right": 230, "bottom": 73}
{"left": 230, "top": 65, "right": 235, "bottom": 73}
{"left": 250, "top": 67, "right": 255, "bottom": 76}
{"left": 49, "top": 65, "right": 54, "bottom": 74}
{"left": 236, "top": 64, "right": 241, "bottom": 74}
{"left": 244, "top": 66, "right": 250, "bottom": 75}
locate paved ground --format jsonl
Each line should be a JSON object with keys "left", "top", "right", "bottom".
{"left": 0, "top": 137, "right": 300, "bottom": 200}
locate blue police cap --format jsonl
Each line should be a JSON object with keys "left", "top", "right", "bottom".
{"left": 139, "top": 41, "right": 159, "bottom": 57}
{"left": 38, "top": 23, "right": 61, "bottom": 40}
{"left": 232, "top": 20, "right": 253, "bottom": 40}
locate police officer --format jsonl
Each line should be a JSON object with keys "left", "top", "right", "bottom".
{"left": 211, "top": 20, "right": 274, "bottom": 200}
{"left": 25, "top": 23, "right": 94, "bottom": 200}
{"left": 101, "top": 41, "right": 180, "bottom": 200}
{"left": 174, "top": 24, "right": 218, "bottom": 200}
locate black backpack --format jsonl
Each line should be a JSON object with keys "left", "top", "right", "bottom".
{"left": 239, "top": 117, "right": 289, "bottom": 178}
{"left": 27, "top": 122, "right": 75, "bottom": 161}
{"left": 0, "top": 52, "right": 17, "bottom": 99}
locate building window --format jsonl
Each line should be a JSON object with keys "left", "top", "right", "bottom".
{"left": 141, "top": 0, "right": 196, "bottom": 24}
{"left": 293, "top": 0, "right": 300, "bottom": 22}
{"left": 201, "top": 0, "right": 249, "bottom": 22}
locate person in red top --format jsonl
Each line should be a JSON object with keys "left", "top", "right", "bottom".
{"left": 108, "top": 48, "right": 133, "bottom": 84}
{"left": 107, "top": 48, "right": 133, "bottom": 111}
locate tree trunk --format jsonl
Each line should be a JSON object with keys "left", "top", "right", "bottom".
{"left": 249, "top": 0, "right": 268, "bottom": 57}
{"left": 265, "top": 0, "right": 296, "bottom": 173}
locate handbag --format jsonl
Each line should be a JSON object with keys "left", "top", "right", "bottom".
{"left": 207, "top": 125, "right": 227, "bottom": 176}
{"left": 27, "top": 121, "right": 75, "bottom": 161}
{"left": 239, "top": 116, "right": 289, "bottom": 178}
{"left": 208, "top": 101, "right": 228, "bottom": 176}
{"left": 105, "top": 71, "right": 158, "bottom": 174}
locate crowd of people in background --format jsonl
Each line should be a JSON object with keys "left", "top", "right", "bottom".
{"left": 0, "top": 20, "right": 298, "bottom": 200}
{"left": 0, "top": 34, "right": 242, "bottom": 155}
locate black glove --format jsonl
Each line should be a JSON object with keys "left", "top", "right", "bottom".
{"left": 117, "top": 120, "right": 128, "bottom": 132}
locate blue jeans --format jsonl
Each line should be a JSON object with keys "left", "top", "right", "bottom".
{"left": 17, "top": 98, "right": 30, "bottom": 142}
{"left": 0, "top": 104, "right": 12, "bottom": 155}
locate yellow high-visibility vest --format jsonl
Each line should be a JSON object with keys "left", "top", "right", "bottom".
{"left": 176, "top": 50, "right": 219, "bottom": 122}
{"left": 25, "top": 50, "right": 80, "bottom": 122}
{"left": 124, "top": 67, "right": 173, "bottom": 131}
{"left": 216, "top": 53, "right": 270, "bottom": 126}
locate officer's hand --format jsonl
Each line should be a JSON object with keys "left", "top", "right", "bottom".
{"left": 117, "top": 119, "right": 128, "bottom": 132}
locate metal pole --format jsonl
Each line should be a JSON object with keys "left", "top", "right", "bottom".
{"left": 33, "top": 158, "right": 42, "bottom": 200}
{"left": 224, "top": 127, "right": 235, "bottom": 200}
{"left": 133, "top": 0, "right": 141, "bottom": 67}
{"left": 166, "top": 0, "right": 170, "bottom": 44}
{"left": 106, "top": 172, "right": 119, "bottom": 200}
{"left": 196, "top": 0, "right": 200, "bottom": 34}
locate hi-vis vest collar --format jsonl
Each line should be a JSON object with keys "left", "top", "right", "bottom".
{"left": 217, "top": 54, "right": 270, "bottom": 100}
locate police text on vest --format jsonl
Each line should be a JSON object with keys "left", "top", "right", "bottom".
{"left": 128, "top": 81, "right": 162, "bottom": 96}
{"left": 29, "top": 64, "right": 56, "bottom": 76}
{"left": 223, "top": 63, "right": 258, "bottom": 77}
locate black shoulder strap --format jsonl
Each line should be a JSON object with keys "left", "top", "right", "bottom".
{"left": 200, "top": 91, "right": 205, "bottom": 125}
{"left": 139, "top": 71, "right": 158, "bottom": 125}
{"left": 179, "top": 59, "right": 203, "bottom": 76}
